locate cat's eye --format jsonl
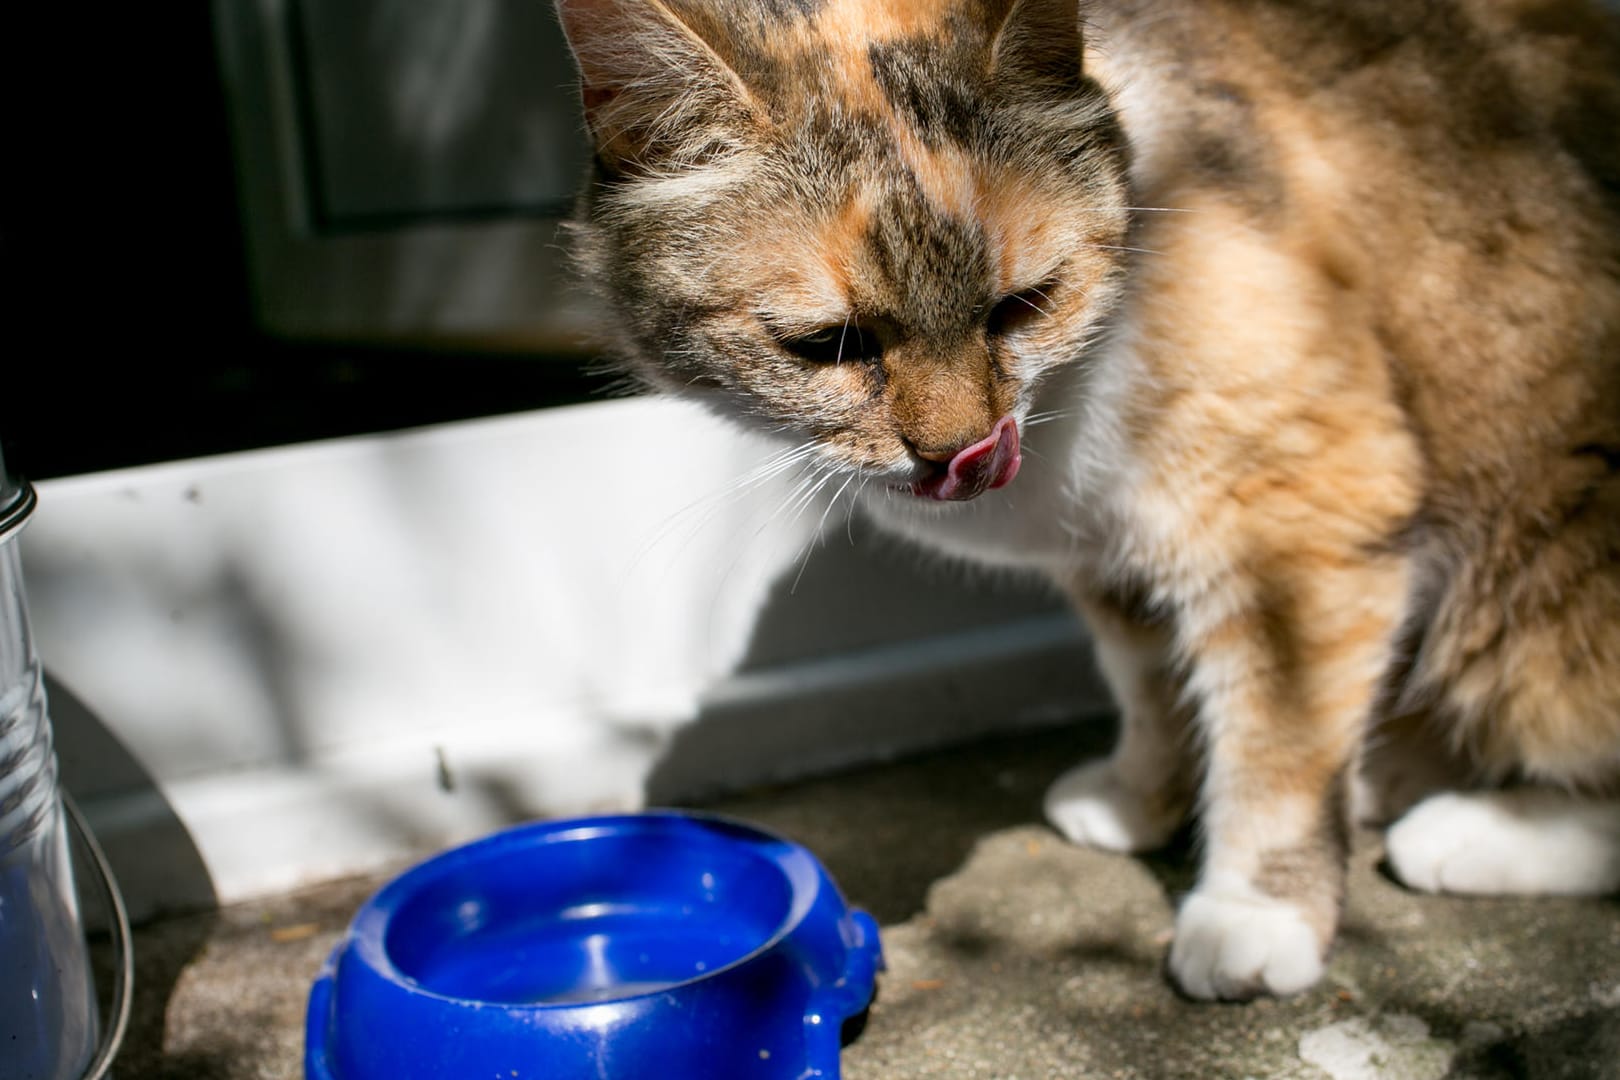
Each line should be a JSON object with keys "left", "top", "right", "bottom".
{"left": 780, "top": 322, "right": 880, "bottom": 365}
{"left": 987, "top": 284, "right": 1057, "bottom": 337}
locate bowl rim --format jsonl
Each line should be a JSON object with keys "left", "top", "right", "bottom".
{"left": 343, "top": 808, "right": 832, "bottom": 1010}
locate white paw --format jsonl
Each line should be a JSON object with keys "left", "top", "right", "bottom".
{"left": 1386, "top": 790, "right": 1620, "bottom": 896}
{"left": 1169, "top": 888, "right": 1325, "bottom": 1001}
{"left": 1044, "top": 760, "right": 1179, "bottom": 853}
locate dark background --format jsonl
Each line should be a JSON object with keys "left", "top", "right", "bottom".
{"left": 0, "top": 3, "right": 607, "bottom": 483}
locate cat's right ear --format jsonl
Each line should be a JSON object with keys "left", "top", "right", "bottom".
{"left": 555, "top": 0, "right": 761, "bottom": 175}
{"left": 987, "top": 0, "right": 1086, "bottom": 90}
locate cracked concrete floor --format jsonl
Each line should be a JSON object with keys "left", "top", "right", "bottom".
{"left": 104, "top": 727, "right": 1620, "bottom": 1079}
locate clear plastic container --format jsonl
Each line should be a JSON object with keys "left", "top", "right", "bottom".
{"left": 0, "top": 453, "right": 99, "bottom": 1080}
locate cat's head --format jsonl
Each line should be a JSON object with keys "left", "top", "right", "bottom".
{"left": 558, "top": 0, "right": 1129, "bottom": 500}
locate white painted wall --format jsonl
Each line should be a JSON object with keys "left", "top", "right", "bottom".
{"left": 22, "top": 398, "right": 1104, "bottom": 919}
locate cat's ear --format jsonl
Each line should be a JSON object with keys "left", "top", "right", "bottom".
{"left": 555, "top": 0, "right": 760, "bottom": 173}
{"left": 986, "top": 0, "right": 1085, "bottom": 88}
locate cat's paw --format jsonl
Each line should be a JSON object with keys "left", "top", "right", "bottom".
{"left": 1386, "top": 790, "right": 1620, "bottom": 896}
{"left": 1168, "top": 887, "right": 1325, "bottom": 1001}
{"left": 1044, "top": 759, "right": 1180, "bottom": 853}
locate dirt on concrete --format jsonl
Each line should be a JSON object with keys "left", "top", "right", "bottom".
{"left": 111, "top": 728, "right": 1620, "bottom": 1079}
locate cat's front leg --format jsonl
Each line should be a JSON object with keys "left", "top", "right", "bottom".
{"left": 1045, "top": 588, "right": 1196, "bottom": 852}
{"left": 1167, "top": 556, "right": 1410, "bottom": 1001}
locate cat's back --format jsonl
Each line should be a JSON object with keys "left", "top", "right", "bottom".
{"left": 1091, "top": 0, "right": 1620, "bottom": 504}
{"left": 1097, "top": 0, "right": 1620, "bottom": 195}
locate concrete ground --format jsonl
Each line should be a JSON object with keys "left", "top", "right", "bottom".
{"left": 104, "top": 727, "right": 1620, "bottom": 1079}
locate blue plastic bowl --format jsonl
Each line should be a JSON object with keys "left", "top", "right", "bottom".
{"left": 305, "top": 811, "right": 882, "bottom": 1079}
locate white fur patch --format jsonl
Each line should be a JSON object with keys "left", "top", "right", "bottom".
{"left": 606, "top": 154, "right": 760, "bottom": 217}
{"left": 1044, "top": 759, "right": 1178, "bottom": 853}
{"left": 1385, "top": 790, "right": 1620, "bottom": 896}
{"left": 1169, "top": 885, "right": 1325, "bottom": 1000}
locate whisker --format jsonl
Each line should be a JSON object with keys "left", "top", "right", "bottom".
{"left": 786, "top": 464, "right": 840, "bottom": 527}
{"left": 1024, "top": 409, "right": 1078, "bottom": 428}
{"left": 734, "top": 441, "right": 822, "bottom": 492}
{"left": 629, "top": 439, "right": 821, "bottom": 571}
{"left": 845, "top": 474, "right": 871, "bottom": 545}
{"left": 1069, "top": 205, "right": 1195, "bottom": 214}
{"left": 792, "top": 469, "right": 860, "bottom": 593}
{"left": 812, "top": 469, "right": 859, "bottom": 541}
{"left": 1021, "top": 285, "right": 1059, "bottom": 318}
{"left": 735, "top": 459, "right": 820, "bottom": 552}
{"left": 772, "top": 461, "right": 832, "bottom": 534}
{"left": 1087, "top": 243, "right": 1163, "bottom": 257}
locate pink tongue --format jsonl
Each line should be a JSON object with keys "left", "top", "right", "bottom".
{"left": 913, "top": 415, "right": 1022, "bottom": 502}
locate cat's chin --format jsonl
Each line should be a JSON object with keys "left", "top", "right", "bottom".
{"left": 903, "top": 416, "right": 1022, "bottom": 502}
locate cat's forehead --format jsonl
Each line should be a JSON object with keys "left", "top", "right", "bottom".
{"left": 688, "top": 0, "right": 989, "bottom": 115}
{"left": 755, "top": 0, "right": 968, "bottom": 44}
{"left": 748, "top": 152, "right": 1066, "bottom": 336}
{"left": 754, "top": 123, "right": 1066, "bottom": 329}
{"left": 657, "top": 0, "right": 1101, "bottom": 319}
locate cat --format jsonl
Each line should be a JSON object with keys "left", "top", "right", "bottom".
{"left": 555, "top": 0, "right": 1620, "bottom": 1000}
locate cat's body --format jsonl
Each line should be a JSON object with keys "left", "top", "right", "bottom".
{"left": 558, "top": 0, "right": 1620, "bottom": 999}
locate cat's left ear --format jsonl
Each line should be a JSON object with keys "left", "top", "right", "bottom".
{"left": 986, "top": 0, "right": 1086, "bottom": 88}
{"left": 555, "top": 0, "right": 761, "bottom": 173}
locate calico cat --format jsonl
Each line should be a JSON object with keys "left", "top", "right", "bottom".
{"left": 555, "top": 0, "right": 1620, "bottom": 1000}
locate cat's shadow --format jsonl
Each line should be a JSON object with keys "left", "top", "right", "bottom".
{"left": 684, "top": 724, "right": 1126, "bottom": 927}
{"left": 635, "top": 514, "right": 1199, "bottom": 928}
{"left": 642, "top": 515, "right": 1112, "bottom": 924}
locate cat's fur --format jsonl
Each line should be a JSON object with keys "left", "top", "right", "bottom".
{"left": 557, "top": 0, "right": 1620, "bottom": 1000}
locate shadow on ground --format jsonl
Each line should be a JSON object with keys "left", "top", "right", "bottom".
{"left": 686, "top": 723, "right": 1118, "bottom": 926}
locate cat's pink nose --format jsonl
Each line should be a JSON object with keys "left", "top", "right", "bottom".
{"left": 910, "top": 416, "right": 1022, "bottom": 501}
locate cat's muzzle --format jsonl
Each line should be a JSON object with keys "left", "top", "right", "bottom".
{"left": 908, "top": 415, "right": 1022, "bottom": 501}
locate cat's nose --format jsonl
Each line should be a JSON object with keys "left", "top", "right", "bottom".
{"left": 913, "top": 444, "right": 959, "bottom": 464}
{"left": 909, "top": 424, "right": 997, "bottom": 462}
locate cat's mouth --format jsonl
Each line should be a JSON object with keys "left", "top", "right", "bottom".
{"left": 906, "top": 416, "right": 1022, "bottom": 502}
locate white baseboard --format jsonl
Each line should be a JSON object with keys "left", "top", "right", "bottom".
{"left": 70, "top": 615, "right": 1106, "bottom": 921}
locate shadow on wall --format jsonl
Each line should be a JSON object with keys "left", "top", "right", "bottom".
{"left": 643, "top": 515, "right": 1107, "bottom": 807}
